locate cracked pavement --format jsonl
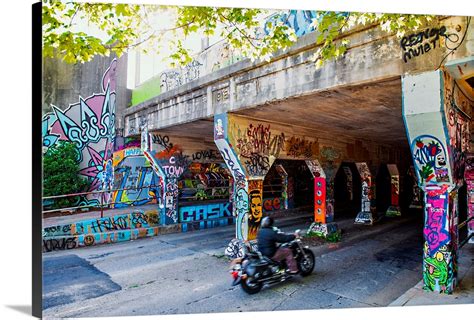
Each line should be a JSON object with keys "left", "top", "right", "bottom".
{"left": 42, "top": 214, "right": 425, "bottom": 318}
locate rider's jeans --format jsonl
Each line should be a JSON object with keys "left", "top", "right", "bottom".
{"left": 271, "top": 247, "right": 297, "bottom": 272}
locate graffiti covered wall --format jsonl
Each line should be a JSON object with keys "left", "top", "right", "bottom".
{"left": 43, "top": 210, "right": 159, "bottom": 252}
{"left": 42, "top": 59, "right": 118, "bottom": 207}
{"left": 112, "top": 147, "right": 161, "bottom": 208}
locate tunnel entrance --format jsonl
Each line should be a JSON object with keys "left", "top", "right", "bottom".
{"left": 334, "top": 162, "right": 360, "bottom": 219}
{"left": 267, "top": 160, "right": 314, "bottom": 212}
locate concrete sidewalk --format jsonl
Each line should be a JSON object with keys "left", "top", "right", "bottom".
{"left": 390, "top": 244, "right": 474, "bottom": 306}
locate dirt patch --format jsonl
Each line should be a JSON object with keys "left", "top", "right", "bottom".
{"left": 301, "top": 236, "right": 327, "bottom": 247}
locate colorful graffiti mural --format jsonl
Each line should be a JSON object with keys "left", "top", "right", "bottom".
{"left": 411, "top": 135, "right": 450, "bottom": 185}
{"left": 179, "top": 202, "right": 232, "bottom": 222}
{"left": 43, "top": 210, "right": 159, "bottom": 252}
{"left": 248, "top": 180, "right": 263, "bottom": 240}
{"left": 423, "top": 243, "right": 455, "bottom": 293}
{"left": 422, "top": 185, "right": 457, "bottom": 293}
{"left": 264, "top": 10, "right": 316, "bottom": 37}
{"left": 424, "top": 186, "right": 451, "bottom": 254}
{"left": 263, "top": 197, "right": 282, "bottom": 212}
{"left": 111, "top": 147, "right": 161, "bottom": 208}
{"left": 179, "top": 202, "right": 234, "bottom": 232}
{"left": 42, "top": 59, "right": 117, "bottom": 206}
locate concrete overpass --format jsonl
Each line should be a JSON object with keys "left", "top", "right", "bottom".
{"left": 122, "top": 16, "right": 474, "bottom": 294}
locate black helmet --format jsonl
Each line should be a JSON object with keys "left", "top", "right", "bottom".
{"left": 261, "top": 216, "right": 274, "bottom": 228}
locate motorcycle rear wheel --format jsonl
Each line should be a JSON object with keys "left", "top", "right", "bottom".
{"left": 298, "top": 248, "right": 315, "bottom": 276}
{"left": 240, "top": 277, "right": 263, "bottom": 294}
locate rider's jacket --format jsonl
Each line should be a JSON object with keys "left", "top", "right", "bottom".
{"left": 257, "top": 226, "right": 296, "bottom": 257}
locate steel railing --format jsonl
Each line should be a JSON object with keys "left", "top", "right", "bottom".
{"left": 42, "top": 185, "right": 162, "bottom": 218}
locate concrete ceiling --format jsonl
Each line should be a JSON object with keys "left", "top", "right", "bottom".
{"left": 155, "top": 77, "right": 407, "bottom": 147}
{"left": 155, "top": 118, "right": 215, "bottom": 141}
{"left": 236, "top": 76, "right": 406, "bottom": 145}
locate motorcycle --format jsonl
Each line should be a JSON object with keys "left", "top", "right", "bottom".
{"left": 229, "top": 230, "right": 315, "bottom": 294}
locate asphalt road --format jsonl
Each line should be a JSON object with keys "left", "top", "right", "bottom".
{"left": 42, "top": 215, "right": 424, "bottom": 318}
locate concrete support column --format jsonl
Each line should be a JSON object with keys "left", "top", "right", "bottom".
{"left": 306, "top": 160, "right": 327, "bottom": 223}
{"left": 306, "top": 160, "right": 339, "bottom": 237}
{"left": 275, "top": 164, "right": 289, "bottom": 210}
{"left": 402, "top": 68, "right": 469, "bottom": 293}
{"left": 354, "top": 162, "right": 376, "bottom": 224}
{"left": 214, "top": 113, "right": 283, "bottom": 257}
{"left": 386, "top": 164, "right": 401, "bottom": 217}
{"left": 322, "top": 162, "right": 340, "bottom": 223}
{"left": 141, "top": 129, "right": 187, "bottom": 225}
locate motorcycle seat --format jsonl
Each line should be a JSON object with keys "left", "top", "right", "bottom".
{"left": 262, "top": 256, "right": 281, "bottom": 265}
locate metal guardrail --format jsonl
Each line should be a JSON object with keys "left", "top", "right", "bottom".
{"left": 42, "top": 185, "right": 162, "bottom": 218}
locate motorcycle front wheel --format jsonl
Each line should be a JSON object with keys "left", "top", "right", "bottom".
{"left": 298, "top": 248, "right": 315, "bottom": 276}
{"left": 240, "top": 277, "right": 263, "bottom": 294}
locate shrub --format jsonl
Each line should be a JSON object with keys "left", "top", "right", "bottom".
{"left": 43, "top": 141, "right": 89, "bottom": 209}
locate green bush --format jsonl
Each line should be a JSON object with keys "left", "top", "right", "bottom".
{"left": 43, "top": 141, "right": 89, "bottom": 209}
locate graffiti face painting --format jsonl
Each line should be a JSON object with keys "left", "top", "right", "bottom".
{"left": 248, "top": 189, "right": 263, "bottom": 238}
{"left": 411, "top": 135, "right": 450, "bottom": 185}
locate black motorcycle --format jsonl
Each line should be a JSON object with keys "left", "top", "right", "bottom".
{"left": 229, "top": 230, "right": 315, "bottom": 294}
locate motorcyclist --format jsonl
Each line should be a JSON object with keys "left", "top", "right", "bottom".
{"left": 257, "top": 216, "right": 299, "bottom": 274}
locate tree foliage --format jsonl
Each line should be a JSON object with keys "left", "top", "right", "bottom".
{"left": 43, "top": 141, "right": 89, "bottom": 208}
{"left": 42, "top": 1, "right": 435, "bottom": 67}
{"left": 42, "top": 0, "right": 158, "bottom": 63}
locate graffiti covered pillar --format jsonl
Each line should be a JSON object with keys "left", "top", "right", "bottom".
{"left": 141, "top": 129, "right": 189, "bottom": 225}
{"left": 306, "top": 160, "right": 327, "bottom": 223}
{"left": 214, "top": 113, "right": 250, "bottom": 245}
{"left": 386, "top": 164, "right": 401, "bottom": 217}
{"left": 274, "top": 164, "right": 289, "bottom": 210}
{"left": 319, "top": 146, "right": 342, "bottom": 223}
{"left": 402, "top": 67, "right": 473, "bottom": 293}
{"left": 214, "top": 113, "right": 285, "bottom": 257}
{"left": 306, "top": 160, "right": 339, "bottom": 237}
{"left": 354, "top": 162, "right": 376, "bottom": 224}
{"left": 465, "top": 155, "right": 474, "bottom": 244}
